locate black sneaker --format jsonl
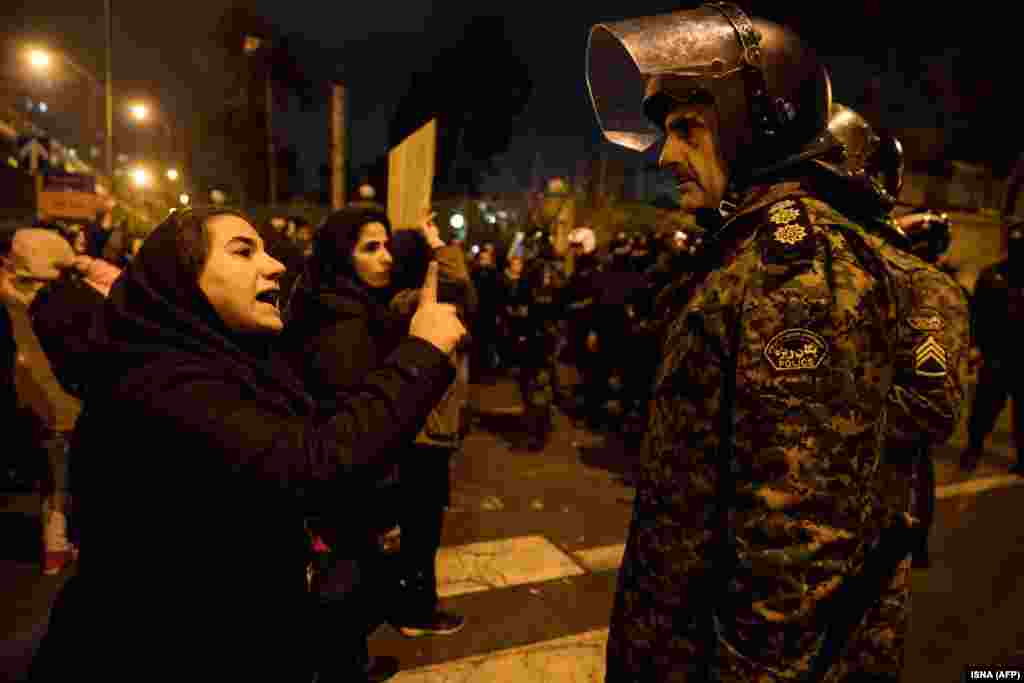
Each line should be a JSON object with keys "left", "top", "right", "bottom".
{"left": 363, "top": 656, "right": 400, "bottom": 683}
{"left": 396, "top": 610, "right": 466, "bottom": 638}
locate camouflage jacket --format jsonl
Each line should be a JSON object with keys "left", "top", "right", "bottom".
{"left": 816, "top": 203, "right": 969, "bottom": 452}
{"left": 606, "top": 181, "right": 966, "bottom": 682}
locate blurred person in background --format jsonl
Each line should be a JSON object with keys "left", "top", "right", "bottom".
{"left": 470, "top": 242, "right": 502, "bottom": 381}
{"left": 1, "top": 226, "right": 81, "bottom": 575}
{"left": 386, "top": 210, "right": 473, "bottom": 636}
{"left": 961, "top": 221, "right": 1024, "bottom": 476}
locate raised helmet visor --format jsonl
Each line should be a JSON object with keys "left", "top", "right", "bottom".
{"left": 586, "top": 5, "right": 748, "bottom": 152}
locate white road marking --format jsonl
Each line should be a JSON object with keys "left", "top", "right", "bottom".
{"left": 935, "top": 474, "right": 1024, "bottom": 499}
{"left": 392, "top": 628, "right": 609, "bottom": 682}
{"left": 437, "top": 535, "right": 585, "bottom": 599}
{"left": 573, "top": 544, "right": 626, "bottom": 573}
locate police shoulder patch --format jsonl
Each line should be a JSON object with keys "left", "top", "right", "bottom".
{"left": 906, "top": 308, "right": 945, "bottom": 332}
{"left": 764, "top": 328, "right": 829, "bottom": 372}
{"left": 760, "top": 198, "right": 817, "bottom": 264}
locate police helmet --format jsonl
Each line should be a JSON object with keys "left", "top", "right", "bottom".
{"left": 587, "top": 3, "right": 833, "bottom": 184}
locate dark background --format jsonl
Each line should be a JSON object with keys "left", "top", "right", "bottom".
{"left": 0, "top": 1, "right": 1007, "bottom": 199}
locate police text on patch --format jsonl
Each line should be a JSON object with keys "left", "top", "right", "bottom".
{"left": 764, "top": 328, "right": 828, "bottom": 371}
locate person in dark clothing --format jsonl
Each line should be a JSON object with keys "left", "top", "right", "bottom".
{"left": 386, "top": 220, "right": 472, "bottom": 636}
{"left": 85, "top": 208, "right": 116, "bottom": 260}
{"left": 514, "top": 254, "right": 563, "bottom": 450}
{"left": 592, "top": 233, "right": 652, "bottom": 427}
{"left": 961, "top": 221, "right": 1024, "bottom": 475}
{"left": 563, "top": 227, "right": 605, "bottom": 426}
{"left": 469, "top": 247, "right": 502, "bottom": 381}
{"left": 28, "top": 207, "right": 464, "bottom": 683}
{"left": 280, "top": 206, "right": 409, "bottom": 680}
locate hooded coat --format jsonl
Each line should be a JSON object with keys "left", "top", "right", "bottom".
{"left": 29, "top": 211, "right": 454, "bottom": 682}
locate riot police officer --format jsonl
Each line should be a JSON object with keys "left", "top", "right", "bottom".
{"left": 586, "top": 5, "right": 968, "bottom": 681}
{"left": 961, "top": 222, "right": 1024, "bottom": 475}
{"left": 591, "top": 232, "right": 651, "bottom": 428}
{"left": 515, "top": 254, "right": 563, "bottom": 451}
{"left": 814, "top": 104, "right": 968, "bottom": 570}
{"left": 896, "top": 210, "right": 960, "bottom": 567}
{"left": 563, "top": 227, "right": 605, "bottom": 427}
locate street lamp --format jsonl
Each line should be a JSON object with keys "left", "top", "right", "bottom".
{"left": 129, "top": 102, "right": 148, "bottom": 121}
{"left": 131, "top": 167, "right": 150, "bottom": 187}
{"left": 27, "top": 50, "right": 50, "bottom": 69}
{"left": 179, "top": 193, "right": 190, "bottom": 206}
{"left": 22, "top": 36, "right": 114, "bottom": 184}
{"left": 166, "top": 168, "right": 179, "bottom": 182}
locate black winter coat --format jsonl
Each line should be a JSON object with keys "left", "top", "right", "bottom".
{"left": 280, "top": 270, "right": 410, "bottom": 541}
{"left": 29, "top": 216, "right": 453, "bottom": 682}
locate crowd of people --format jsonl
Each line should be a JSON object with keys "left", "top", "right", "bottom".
{"left": 2, "top": 2, "right": 1021, "bottom": 681}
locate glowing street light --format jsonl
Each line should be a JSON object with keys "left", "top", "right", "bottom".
{"left": 131, "top": 167, "right": 150, "bottom": 187}
{"left": 166, "top": 168, "right": 179, "bottom": 181}
{"left": 449, "top": 213, "right": 465, "bottom": 230}
{"left": 179, "top": 193, "right": 190, "bottom": 206}
{"left": 129, "top": 103, "right": 148, "bottom": 121}
{"left": 27, "top": 49, "right": 51, "bottom": 70}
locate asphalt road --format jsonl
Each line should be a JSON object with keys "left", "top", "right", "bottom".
{"left": 2, "top": 371, "right": 1022, "bottom": 682}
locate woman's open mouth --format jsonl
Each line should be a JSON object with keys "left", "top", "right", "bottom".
{"left": 255, "top": 289, "right": 280, "bottom": 310}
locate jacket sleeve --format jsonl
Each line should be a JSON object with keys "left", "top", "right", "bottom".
{"left": 885, "top": 267, "right": 970, "bottom": 448}
{"left": 434, "top": 244, "right": 478, "bottom": 316}
{"left": 305, "top": 311, "right": 379, "bottom": 394}
{"left": 130, "top": 337, "right": 455, "bottom": 495}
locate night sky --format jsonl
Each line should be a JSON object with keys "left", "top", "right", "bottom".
{"left": 2, "top": 1, "right": 1012, "bottom": 195}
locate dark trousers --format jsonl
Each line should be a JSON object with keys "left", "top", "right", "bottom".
{"left": 518, "top": 357, "right": 556, "bottom": 445}
{"left": 912, "top": 451, "right": 936, "bottom": 561}
{"left": 391, "top": 444, "right": 453, "bottom": 622}
{"left": 312, "top": 555, "right": 375, "bottom": 677}
{"left": 967, "top": 360, "right": 1022, "bottom": 461}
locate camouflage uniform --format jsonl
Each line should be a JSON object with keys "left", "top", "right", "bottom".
{"left": 816, "top": 194, "right": 969, "bottom": 571}
{"left": 606, "top": 182, "right": 969, "bottom": 682}
{"left": 514, "top": 259, "right": 564, "bottom": 449}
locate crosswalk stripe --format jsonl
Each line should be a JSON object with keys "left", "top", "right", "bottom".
{"left": 573, "top": 543, "right": 626, "bottom": 572}
{"left": 935, "top": 474, "right": 1024, "bottom": 499}
{"left": 391, "top": 628, "right": 609, "bottom": 682}
{"left": 437, "top": 535, "right": 585, "bottom": 599}
{"left": 431, "top": 477, "right": 1021, "bottom": 601}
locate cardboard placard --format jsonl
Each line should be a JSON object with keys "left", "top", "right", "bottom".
{"left": 388, "top": 118, "right": 436, "bottom": 230}
{"left": 37, "top": 190, "right": 101, "bottom": 221}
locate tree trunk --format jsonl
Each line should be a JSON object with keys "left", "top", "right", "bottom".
{"left": 265, "top": 75, "right": 277, "bottom": 205}
{"left": 329, "top": 82, "right": 346, "bottom": 210}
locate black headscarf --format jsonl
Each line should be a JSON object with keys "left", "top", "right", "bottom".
{"left": 306, "top": 206, "right": 393, "bottom": 304}
{"left": 88, "top": 207, "right": 312, "bottom": 414}
{"left": 284, "top": 206, "right": 405, "bottom": 358}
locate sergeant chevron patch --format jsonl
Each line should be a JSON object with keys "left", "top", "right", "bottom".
{"left": 914, "top": 335, "right": 947, "bottom": 377}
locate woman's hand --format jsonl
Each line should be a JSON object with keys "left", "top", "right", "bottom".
{"left": 411, "top": 262, "right": 467, "bottom": 355}
{"left": 419, "top": 211, "right": 445, "bottom": 250}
